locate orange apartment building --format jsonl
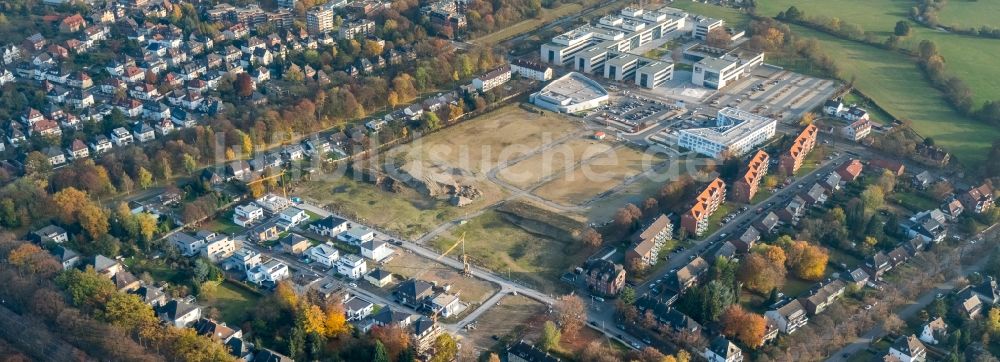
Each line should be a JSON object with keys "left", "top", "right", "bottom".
{"left": 732, "top": 150, "right": 769, "bottom": 203}
{"left": 779, "top": 124, "right": 818, "bottom": 176}
{"left": 681, "top": 178, "right": 727, "bottom": 237}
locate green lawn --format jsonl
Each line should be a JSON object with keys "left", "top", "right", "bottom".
{"left": 781, "top": 277, "right": 815, "bottom": 298}
{"left": 938, "top": 1, "right": 1000, "bottom": 29}
{"left": 891, "top": 191, "right": 940, "bottom": 213}
{"left": 430, "top": 210, "right": 587, "bottom": 294}
{"left": 668, "top": 1, "right": 751, "bottom": 29}
{"left": 296, "top": 177, "right": 466, "bottom": 239}
{"left": 827, "top": 247, "right": 863, "bottom": 270}
{"left": 202, "top": 214, "right": 244, "bottom": 236}
{"left": 699, "top": 202, "right": 735, "bottom": 239}
{"left": 759, "top": 0, "right": 1000, "bottom": 107}
{"left": 205, "top": 281, "right": 263, "bottom": 326}
{"left": 841, "top": 91, "right": 894, "bottom": 125}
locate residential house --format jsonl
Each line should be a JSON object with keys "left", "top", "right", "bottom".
{"left": 971, "top": 276, "right": 1000, "bottom": 305}
{"left": 66, "top": 139, "right": 90, "bottom": 160}
{"left": 133, "top": 123, "right": 155, "bottom": 143}
{"left": 338, "top": 226, "right": 375, "bottom": 245}
{"left": 870, "top": 159, "right": 905, "bottom": 176}
{"left": 841, "top": 119, "right": 872, "bottom": 142}
{"left": 371, "top": 307, "right": 414, "bottom": 329}
{"left": 765, "top": 300, "right": 809, "bottom": 334}
{"left": 309, "top": 215, "right": 349, "bottom": 237}
{"left": 252, "top": 348, "right": 293, "bottom": 362}
{"left": 361, "top": 239, "right": 392, "bottom": 262}
{"left": 280, "top": 233, "right": 311, "bottom": 255}
{"left": 902, "top": 210, "right": 948, "bottom": 243}
{"left": 732, "top": 150, "right": 769, "bottom": 203}
{"left": 888, "top": 335, "right": 927, "bottom": 362}
{"left": 365, "top": 268, "right": 394, "bottom": 288}
{"left": 510, "top": 58, "right": 554, "bottom": 81}
{"left": 754, "top": 212, "right": 780, "bottom": 235}
{"left": 156, "top": 299, "right": 202, "bottom": 327}
{"left": 820, "top": 172, "right": 842, "bottom": 191}
{"left": 798, "top": 279, "right": 846, "bottom": 315}
{"left": 131, "top": 285, "right": 167, "bottom": 307}
{"left": 307, "top": 243, "right": 340, "bottom": 267}
{"left": 255, "top": 194, "right": 291, "bottom": 213}
{"left": 911, "top": 171, "right": 932, "bottom": 189}
{"left": 233, "top": 203, "right": 264, "bottom": 227}
{"left": 395, "top": 279, "right": 434, "bottom": 308}
{"left": 45, "top": 147, "right": 66, "bottom": 166}
{"left": 169, "top": 232, "right": 204, "bottom": 256}
{"left": 337, "top": 254, "right": 367, "bottom": 279}
{"left": 201, "top": 234, "right": 238, "bottom": 262}
{"left": 51, "top": 245, "right": 80, "bottom": 270}
{"left": 31, "top": 224, "right": 69, "bottom": 244}
{"left": 800, "top": 183, "right": 828, "bottom": 206}
{"left": 680, "top": 178, "right": 726, "bottom": 237}
{"left": 919, "top": 317, "right": 947, "bottom": 345}
{"left": 960, "top": 182, "right": 994, "bottom": 214}
{"left": 776, "top": 195, "right": 807, "bottom": 225}
{"left": 110, "top": 127, "right": 133, "bottom": 146}
{"left": 411, "top": 317, "right": 443, "bottom": 354}
{"left": 194, "top": 318, "right": 242, "bottom": 342}
{"left": 277, "top": 207, "right": 309, "bottom": 229}
{"left": 865, "top": 251, "right": 892, "bottom": 280}
{"left": 226, "top": 249, "right": 262, "bottom": 272}
{"left": 248, "top": 221, "right": 279, "bottom": 243}
{"left": 584, "top": 259, "right": 626, "bottom": 297}
{"left": 345, "top": 296, "right": 375, "bottom": 321}
{"left": 430, "top": 293, "right": 463, "bottom": 318}
{"left": 91, "top": 255, "right": 123, "bottom": 278}
{"left": 112, "top": 270, "right": 141, "bottom": 292}
{"left": 247, "top": 259, "right": 290, "bottom": 285}
{"left": 90, "top": 135, "right": 112, "bottom": 154}
{"left": 703, "top": 336, "right": 743, "bottom": 362}
{"left": 956, "top": 290, "right": 983, "bottom": 319}
{"left": 666, "top": 256, "right": 708, "bottom": 293}
{"left": 822, "top": 98, "right": 844, "bottom": 116}
{"left": 508, "top": 340, "right": 562, "bottom": 362}
{"left": 60, "top": 14, "right": 87, "bottom": 33}
{"left": 846, "top": 268, "right": 870, "bottom": 287}
{"left": 626, "top": 214, "right": 672, "bottom": 267}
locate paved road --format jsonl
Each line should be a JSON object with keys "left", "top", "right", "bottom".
{"left": 633, "top": 154, "right": 850, "bottom": 296}
{"left": 827, "top": 224, "right": 1000, "bottom": 361}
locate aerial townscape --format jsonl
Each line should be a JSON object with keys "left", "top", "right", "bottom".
{"left": 3, "top": 0, "right": 1000, "bottom": 361}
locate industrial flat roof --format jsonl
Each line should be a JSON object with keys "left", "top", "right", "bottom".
{"left": 535, "top": 72, "right": 608, "bottom": 105}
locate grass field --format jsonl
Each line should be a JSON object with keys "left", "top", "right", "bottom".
{"left": 472, "top": 3, "right": 585, "bottom": 45}
{"left": 891, "top": 191, "right": 940, "bottom": 213}
{"left": 296, "top": 177, "right": 469, "bottom": 239}
{"left": 533, "top": 145, "right": 667, "bottom": 206}
{"left": 938, "top": 2, "right": 1000, "bottom": 29}
{"left": 430, "top": 210, "right": 588, "bottom": 294}
{"left": 205, "top": 281, "right": 263, "bottom": 326}
{"left": 667, "top": 1, "right": 752, "bottom": 29}
{"left": 381, "top": 252, "right": 499, "bottom": 304}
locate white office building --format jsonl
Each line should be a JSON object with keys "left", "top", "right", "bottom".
{"left": 693, "top": 16, "right": 724, "bottom": 40}
{"left": 677, "top": 107, "right": 777, "bottom": 159}
{"left": 635, "top": 61, "right": 674, "bottom": 88}
{"left": 540, "top": 6, "right": 687, "bottom": 67}
{"left": 530, "top": 72, "right": 609, "bottom": 114}
{"left": 692, "top": 50, "right": 764, "bottom": 89}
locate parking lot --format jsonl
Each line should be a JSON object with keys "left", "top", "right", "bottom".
{"left": 586, "top": 93, "right": 682, "bottom": 133}
{"left": 708, "top": 66, "right": 839, "bottom": 123}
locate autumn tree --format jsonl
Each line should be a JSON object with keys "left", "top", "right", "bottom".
{"left": 556, "top": 294, "right": 586, "bottom": 338}
{"left": 236, "top": 73, "right": 254, "bottom": 98}
{"left": 371, "top": 325, "right": 410, "bottom": 362}
{"left": 539, "top": 321, "right": 561, "bottom": 351}
{"left": 783, "top": 240, "right": 828, "bottom": 281}
{"left": 613, "top": 203, "right": 642, "bottom": 234}
{"left": 580, "top": 227, "right": 603, "bottom": 248}
{"left": 738, "top": 253, "right": 785, "bottom": 294}
{"left": 800, "top": 112, "right": 816, "bottom": 126}
{"left": 53, "top": 187, "right": 90, "bottom": 224}
{"left": 78, "top": 204, "right": 110, "bottom": 239}
{"left": 719, "top": 305, "right": 767, "bottom": 349}
{"left": 430, "top": 333, "right": 458, "bottom": 362}
{"left": 706, "top": 27, "right": 732, "bottom": 48}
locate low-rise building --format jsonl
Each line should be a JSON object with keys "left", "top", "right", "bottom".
{"left": 960, "top": 182, "right": 994, "bottom": 214}
{"left": 156, "top": 299, "right": 202, "bottom": 327}
{"left": 764, "top": 300, "right": 808, "bottom": 334}
{"left": 337, "top": 254, "right": 367, "bottom": 279}
{"left": 345, "top": 296, "right": 374, "bottom": 321}
{"left": 233, "top": 203, "right": 264, "bottom": 227}
{"left": 508, "top": 340, "right": 562, "bottom": 362}
{"left": 666, "top": 256, "right": 708, "bottom": 293}
{"left": 919, "top": 317, "right": 947, "bottom": 345}
{"left": 703, "top": 336, "right": 743, "bottom": 362}
{"left": 31, "top": 224, "right": 69, "bottom": 244}
{"left": 798, "top": 279, "right": 845, "bottom": 315}
{"left": 338, "top": 226, "right": 375, "bottom": 245}
{"left": 309, "top": 215, "right": 349, "bottom": 237}
{"left": 510, "top": 58, "right": 553, "bottom": 81}
{"left": 583, "top": 259, "right": 626, "bottom": 297}
{"left": 361, "top": 239, "right": 392, "bottom": 262}
{"left": 308, "top": 243, "right": 340, "bottom": 267}
{"left": 280, "top": 233, "right": 311, "bottom": 255}
{"left": 888, "top": 335, "right": 927, "bottom": 362}
{"left": 247, "top": 259, "right": 289, "bottom": 285}
{"left": 472, "top": 65, "right": 512, "bottom": 92}
{"left": 395, "top": 279, "right": 434, "bottom": 308}
{"left": 365, "top": 268, "right": 394, "bottom": 288}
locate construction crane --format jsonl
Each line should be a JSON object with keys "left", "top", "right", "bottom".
{"left": 244, "top": 170, "right": 287, "bottom": 198}
{"left": 416, "top": 232, "right": 471, "bottom": 278}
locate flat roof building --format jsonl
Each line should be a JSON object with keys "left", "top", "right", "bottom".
{"left": 530, "top": 72, "right": 609, "bottom": 114}
{"left": 692, "top": 16, "right": 724, "bottom": 40}
{"left": 635, "top": 61, "right": 674, "bottom": 88}
{"left": 305, "top": 8, "right": 334, "bottom": 35}
{"left": 692, "top": 50, "right": 764, "bottom": 89}
{"left": 677, "top": 107, "right": 777, "bottom": 159}
{"left": 540, "top": 6, "right": 687, "bottom": 67}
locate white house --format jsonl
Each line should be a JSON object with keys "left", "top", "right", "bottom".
{"left": 361, "top": 240, "right": 392, "bottom": 262}
{"left": 510, "top": 58, "right": 553, "bottom": 81}
{"left": 278, "top": 207, "right": 309, "bottom": 228}
{"left": 247, "top": 259, "right": 290, "bottom": 285}
{"left": 156, "top": 299, "right": 202, "bottom": 327}
{"left": 888, "top": 335, "right": 927, "bottom": 362}
{"left": 472, "top": 65, "right": 511, "bottom": 92}
{"left": 109, "top": 127, "right": 133, "bottom": 146}
{"left": 308, "top": 243, "right": 340, "bottom": 267}
{"left": 168, "top": 232, "right": 205, "bottom": 256}
{"left": 233, "top": 203, "right": 264, "bottom": 227}
{"left": 344, "top": 296, "right": 374, "bottom": 321}
{"left": 338, "top": 226, "right": 375, "bottom": 245}
{"left": 919, "top": 317, "right": 947, "bottom": 345}
{"left": 430, "top": 293, "right": 464, "bottom": 318}
{"left": 201, "top": 234, "right": 238, "bottom": 262}
{"left": 703, "top": 336, "right": 742, "bottom": 362}
{"left": 226, "top": 249, "right": 262, "bottom": 272}
{"left": 337, "top": 254, "right": 367, "bottom": 279}
{"left": 309, "top": 215, "right": 349, "bottom": 237}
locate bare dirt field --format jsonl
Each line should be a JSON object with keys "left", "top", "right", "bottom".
{"left": 465, "top": 294, "right": 548, "bottom": 350}
{"left": 497, "top": 137, "right": 612, "bottom": 190}
{"left": 380, "top": 251, "right": 499, "bottom": 305}
{"left": 533, "top": 146, "right": 668, "bottom": 206}
{"left": 390, "top": 105, "right": 583, "bottom": 176}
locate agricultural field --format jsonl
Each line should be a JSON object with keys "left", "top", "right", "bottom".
{"left": 667, "top": 0, "right": 752, "bottom": 29}
{"left": 380, "top": 251, "right": 499, "bottom": 305}
{"left": 472, "top": 3, "right": 585, "bottom": 45}
{"left": 938, "top": 2, "right": 1000, "bottom": 29}
{"left": 429, "top": 210, "right": 589, "bottom": 294}
{"left": 533, "top": 145, "right": 667, "bottom": 206}
{"left": 497, "top": 137, "right": 612, "bottom": 190}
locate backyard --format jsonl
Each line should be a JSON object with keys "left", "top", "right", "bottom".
{"left": 203, "top": 280, "right": 263, "bottom": 326}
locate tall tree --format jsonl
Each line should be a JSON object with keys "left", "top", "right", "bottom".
{"left": 556, "top": 294, "right": 586, "bottom": 338}
{"left": 539, "top": 321, "right": 561, "bottom": 351}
